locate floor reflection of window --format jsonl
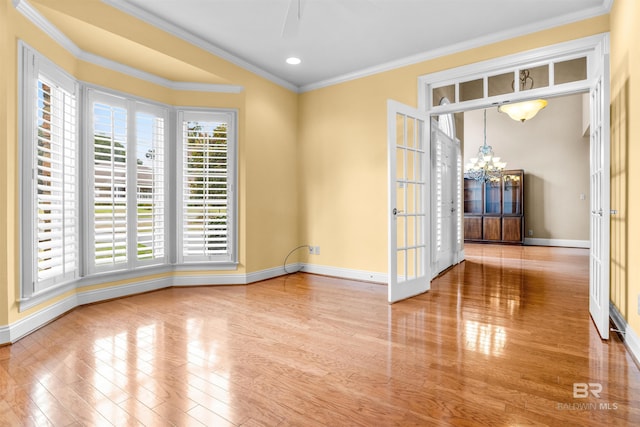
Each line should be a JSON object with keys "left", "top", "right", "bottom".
{"left": 464, "top": 320, "right": 507, "bottom": 356}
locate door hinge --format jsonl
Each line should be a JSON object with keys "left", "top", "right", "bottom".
{"left": 611, "top": 209, "right": 618, "bottom": 215}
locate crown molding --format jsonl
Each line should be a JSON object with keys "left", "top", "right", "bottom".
{"left": 17, "top": 0, "right": 612, "bottom": 95}
{"left": 13, "top": 0, "right": 244, "bottom": 94}
{"left": 13, "top": 0, "right": 82, "bottom": 56}
{"left": 79, "top": 50, "right": 243, "bottom": 93}
{"left": 101, "top": 0, "right": 299, "bottom": 93}
{"left": 299, "top": 1, "right": 612, "bottom": 93}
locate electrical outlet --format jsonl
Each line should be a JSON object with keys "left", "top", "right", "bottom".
{"left": 308, "top": 246, "right": 315, "bottom": 255}
{"left": 314, "top": 246, "right": 320, "bottom": 255}
{"left": 528, "top": 229, "right": 533, "bottom": 237}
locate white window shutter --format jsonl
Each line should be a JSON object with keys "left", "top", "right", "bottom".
{"left": 135, "top": 111, "right": 165, "bottom": 261}
{"left": 91, "top": 98, "right": 129, "bottom": 268}
{"left": 179, "top": 111, "right": 235, "bottom": 263}
{"left": 34, "top": 76, "right": 78, "bottom": 290}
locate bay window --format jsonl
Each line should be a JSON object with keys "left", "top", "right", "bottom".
{"left": 20, "top": 43, "right": 237, "bottom": 305}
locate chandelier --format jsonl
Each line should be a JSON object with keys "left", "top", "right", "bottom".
{"left": 498, "top": 69, "right": 548, "bottom": 122}
{"left": 465, "top": 109, "right": 506, "bottom": 182}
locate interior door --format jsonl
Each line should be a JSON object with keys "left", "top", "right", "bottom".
{"left": 387, "top": 100, "right": 431, "bottom": 303}
{"left": 588, "top": 47, "right": 610, "bottom": 340}
{"left": 433, "top": 124, "right": 457, "bottom": 273}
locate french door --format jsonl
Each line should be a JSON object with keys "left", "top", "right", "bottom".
{"left": 387, "top": 100, "right": 431, "bottom": 303}
{"left": 432, "top": 124, "right": 459, "bottom": 274}
{"left": 589, "top": 46, "right": 611, "bottom": 340}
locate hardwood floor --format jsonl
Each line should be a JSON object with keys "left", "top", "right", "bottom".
{"left": 1, "top": 244, "right": 639, "bottom": 426}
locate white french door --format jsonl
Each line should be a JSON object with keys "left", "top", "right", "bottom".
{"left": 588, "top": 47, "right": 611, "bottom": 340}
{"left": 432, "top": 124, "right": 459, "bottom": 274}
{"left": 387, "top": 100, "right": 431, "bottom": 303}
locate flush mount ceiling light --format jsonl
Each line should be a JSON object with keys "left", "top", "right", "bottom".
{"left": 498, "top": 99, "right": 548, "bottom": 122}
{"left": 498, "top": 69, "right": 548, "bottom": 122}
{"left": 286, "top": 57, "right": 301, "bottom": 65}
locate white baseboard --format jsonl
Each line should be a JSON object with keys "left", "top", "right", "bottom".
{"left": 609, "top": 303, "right": 640, "bottom": 366}
{"left": 300, "top": 263, "right": 387, "bottom": 283}
{"left": 8, "top": 294, "right": 79, "bottom": 343}
{"left": 77, "top": 277, "right": 173, "bottom": 305}
{"left": 524, "top": 238, "right": 590, "bottom": 248}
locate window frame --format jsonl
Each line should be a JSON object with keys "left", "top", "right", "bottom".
{"left": 176, "top": 109, "right": 238, "bottom": 267}
{"left": 19, "top": 42, "right": 80, "bottom": 300}
{"left": 84, "top": 88, "right": 170, "bottom": 275}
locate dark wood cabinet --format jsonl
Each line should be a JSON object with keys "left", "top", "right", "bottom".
{"left": 463, "top": 169, "right": 524, "bottom": 244}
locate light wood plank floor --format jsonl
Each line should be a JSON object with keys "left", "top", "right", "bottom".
{"left": 1, "top": 244, "right": 640, "bottom": 426}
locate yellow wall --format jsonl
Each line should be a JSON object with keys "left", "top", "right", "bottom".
{"left": 610, "top": 0, "right": 640, "bottom": 335}
{"left": 4, "top": 0, "right": 637, "bottom": 348}
{"left": 298, "top": 16, "right": 609, "bottom": 273}
{"left": 0, "top": 0, "right": 299, "bottom": 326}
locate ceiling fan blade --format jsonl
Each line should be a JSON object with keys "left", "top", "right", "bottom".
{"left": 282, "top": 0, "right": 300, "bottom": 38}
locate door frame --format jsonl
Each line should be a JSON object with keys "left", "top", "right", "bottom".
{"left": 417, "top": 33, "right": 611, "bottom": 337}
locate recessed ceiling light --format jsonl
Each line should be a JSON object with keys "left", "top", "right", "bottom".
{"left": 286, "top": 57, "right": 301, "bottom": 65}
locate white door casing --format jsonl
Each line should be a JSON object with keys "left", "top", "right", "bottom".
{"left": 387, "top": 100, "right": 431, "bottom": 303}
{"left": 417, "top": 34, "right": 611, "bottom": 336}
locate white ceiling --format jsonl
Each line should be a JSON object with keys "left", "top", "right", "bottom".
{"left": 109, "top": 0, "right": 609, "bottom": 91}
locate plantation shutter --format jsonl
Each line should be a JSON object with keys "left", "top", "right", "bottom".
{"left": 179, "top": 111, "right": 236, "bottom": 262}
{"left": 34, "top": 76, "right": 78, "bottom": 290}
{"left": 91, "top": 94, "right": 129, "bottom": 269}
{"left": 135, "top": 111, "right": 165, "bottom": 261}
{"left": 88, "top": 91, "right": 168, "bottom": 272}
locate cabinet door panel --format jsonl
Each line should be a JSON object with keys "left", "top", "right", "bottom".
{"left": 464, "top": 217, "right": 482, "bottom": 240}
{"left": 502, "top": 171, "right": 523, "bottom": 215}
{"left": 483, "top": 217, "right": 501, "bottom": 241}
{"left": 464, "top": 178, "right": 483, "bottom": 215}
{"left": 502, "top": 217, "right": 522, "bottom": 242}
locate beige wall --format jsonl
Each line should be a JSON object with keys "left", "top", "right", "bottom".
{"left": 463, "top": 95, "right": 590, "bottom": 241}
{"left": 610, "top": 0, "right": 640, "bottom": 336}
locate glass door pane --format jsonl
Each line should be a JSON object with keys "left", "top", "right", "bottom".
{"left": 463, "top": 177, "right": 482, "bottom": 214}
{"left": 502, "top": 172, "right": 522, "bottom": 214}
{"left": 484, "top": 180, "right": 501, "bottom": 214}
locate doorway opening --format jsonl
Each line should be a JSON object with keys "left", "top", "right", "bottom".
{"left": 411, "top": 33, "right": 610, "bottom": 339}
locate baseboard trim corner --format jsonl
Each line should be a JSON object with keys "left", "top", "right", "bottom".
{"left": 610, "top": 302, "right": 640, "bottom": 367}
